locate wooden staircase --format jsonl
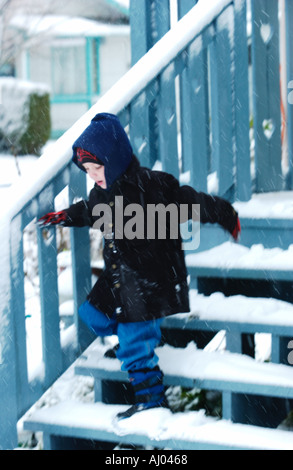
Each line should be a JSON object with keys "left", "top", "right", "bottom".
{"left": 23, "top": 234, "right": 293, "bottom": 449}
{"left": 23, "top": 301, "right": 293, "bottom": 449}
{"left": 22, "top": 190, "right": 293, "bottom": 450}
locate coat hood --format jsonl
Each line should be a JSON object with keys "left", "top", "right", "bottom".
{"left": 72, "top": 113, "right": 133, "bottom": 189}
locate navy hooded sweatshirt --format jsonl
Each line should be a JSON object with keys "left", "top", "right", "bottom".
{"left": 72, "top": 113, "right": 133, "bottom": 190}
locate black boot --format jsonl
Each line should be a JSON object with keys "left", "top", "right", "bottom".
{"left": 116, "top": 367, "right": 168, "bottom": 420}
{"left": 104, "top": 343, "right": 120, "bottom": 358}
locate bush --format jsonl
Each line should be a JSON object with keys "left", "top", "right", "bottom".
{"left": 0, "top": 77, "right": 51, "bottom": 155}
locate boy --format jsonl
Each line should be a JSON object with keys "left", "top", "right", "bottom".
{"left": 38, "top": 113, "right": 240, "bottom": 419}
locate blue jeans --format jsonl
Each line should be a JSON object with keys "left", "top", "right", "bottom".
{"left": 79, "top": 301, "right": 163, "bottom": 372}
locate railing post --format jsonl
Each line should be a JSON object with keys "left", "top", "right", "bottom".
{"left": 0, "top": 225, "right": 19, "bottom": 449}
{"left": 285, "top": 0, "right": 293, "bottom": 189}
{"left": 251, "top": 0, "right": 283, "bottom": 192}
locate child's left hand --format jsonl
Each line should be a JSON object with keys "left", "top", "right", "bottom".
{"left": 37, "top": 210, "right": 67, "bottom": 227}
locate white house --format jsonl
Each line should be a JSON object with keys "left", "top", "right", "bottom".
{"left": 9, "top": 11, "right": 130, "bottom": 137}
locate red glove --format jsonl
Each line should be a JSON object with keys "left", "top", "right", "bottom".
{"left": 231, "top": 216, "right": 241, "bottom": 241}
{"left": 37, "top": 210, "right": 67, "bottom": 227}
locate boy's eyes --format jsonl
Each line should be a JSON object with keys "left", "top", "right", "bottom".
{"left": 84, "top": 165, "right": 102, "bottom": 171}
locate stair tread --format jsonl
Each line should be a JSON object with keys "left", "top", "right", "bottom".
{"left": 233, "top": 191, "right": 293, "bottom": 220}
{"left": 23, "top": 400, "right": 293, "bottom": 450}
{"left": 164, "top": 291, "right": 293, "bottom": 332}
{"left": 186, "top": 242, "right": 293, "bottom": 279}
{"left": 75, "top": 340, "right": 293, "bottom": 397}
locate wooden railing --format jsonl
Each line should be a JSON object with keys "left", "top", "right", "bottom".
{"left": 0, "top": 0, "right": 292, "bottom": 449}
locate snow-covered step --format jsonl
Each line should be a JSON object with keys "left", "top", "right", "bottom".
{"left": 162, "top": 290, "right": 293, "bottom": 335}
{"left": 233, "top": 191, "right": 293, "bottom": 220}
{"left": 75, "top": 340, "right": 293, "bottom": 400}
{"left": 186, "top": 241, "right": 293, "bottom": 280}
{"left": 23, "top": 400, "right": 293, "bottom": 450}
{"left": 233, "top": 192, "right": 293, "bottom": 248}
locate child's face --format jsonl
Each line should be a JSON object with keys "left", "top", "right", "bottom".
{"left": 83, "top": 162, "right": 107, "bottom": 189}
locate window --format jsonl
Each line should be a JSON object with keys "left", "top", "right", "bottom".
{"left": 52, "top": 41, "right": 87, "bottom": 96}
{"left": 91, "top": 38, "right": 100, "bottom": 95}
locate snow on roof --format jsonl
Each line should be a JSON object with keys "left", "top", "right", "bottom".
{"left": 108, "top": 0, "right": 129, "bottom": 14}
{"left": 10, "top": 14, "right": 130, "bottom": 39}
{"left": 113, "top": 0, "right": 129, "bottom": 9}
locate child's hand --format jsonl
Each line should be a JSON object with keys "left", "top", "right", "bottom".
{"left": 37, "top": 210, "right": 67, "bottom": 227}
{"left": 231, "top": 216, "right": 241, "bottom": 241}
{"left": 218, "top": 201, "right": 241, "bottom": 241}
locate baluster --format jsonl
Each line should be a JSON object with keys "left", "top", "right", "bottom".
{"left": 209, "top": 6, "right": 235, "bottom": 200}
{"left": 130, "top": 90, "right": 156, "bottom": 169}
{"left": 37, "top": 184, "right": 62, "bottom": 388}
{"left": 285, "top": 0, "right": 293, "bottom": 189}
{"left": 177, "top": 0, "right": 199, "bottom": 19}
{"left": 130, "top": 0, "right": 172, "bottom": 171}
{"left": 181, "top": 36, "right": 209, "bottom": 192}
{"left": 10, "top": 215, "right": 31, "bottom": 415}
{"left": 69, "top": 164, "right": 93, "bottom": 352}
{"left": 271, "top": 335, "right": 292, "bottom": 365}
{"left": 251, "top": 0, "right": 283, "bottom": 192}
{"left": 158, "top": 63, "right": 179, "bottom": 178}
{"left": 0, "top": 222, "right": 20, "bottom": 449}
{"left": 234, "top": 0, "right": 251, "bottom": 201}
{"left": 154, "top": 0, "right": 178, "bottom": 176}
{"left": 178, "top": 0, "right": 203, "bottom": 178}
{"left": 130, "top": 0, "right": 152, "bottom": 66}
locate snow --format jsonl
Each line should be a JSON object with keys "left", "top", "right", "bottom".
{"left": 23, "top": 398, "right": 293, "bottom": 450}
{"left": 76, "top": 338, "right": 293, "bottom": 390}
{"left": 113, "top": 0, "right": 130, "bottom": 10}
{"left": 21, "top": 334, "right": 293, "bottom": 450}
{"left": 159, "top": 342, "right": 293, "bottom": 388}
{"left": 186, "top": 241, "right": 293, "bottom": 272}
{"left": 19, "top": 329, "right": 293, "bottom": 449}
{"left": 234, "top": 192, "right": 293, "bottom": 219}
{"left": 188, "top": 290, "right": 293, "bottom": 327}
{"left": 10, "top": 14, "right": 130, "bottom": 39}
{"left": 0, "top": 78, "right": 49, "bottom": 152}
{"left": 0, "top": 155, "right": 40, "bottom": 203}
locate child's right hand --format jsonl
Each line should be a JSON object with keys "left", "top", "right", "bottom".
{"left": 231, "top": 216, "right": 241, "bottom": 241}
{"left": 37, "top": 210, "right": 67, "bottom": 227}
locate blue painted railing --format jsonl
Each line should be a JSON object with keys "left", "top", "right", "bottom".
{"left": 0, "top": 0, "right": 292, "bottom": 449}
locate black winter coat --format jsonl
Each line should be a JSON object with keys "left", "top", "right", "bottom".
{"left": 64, "top": 156, "right": 238, "bottom": 323}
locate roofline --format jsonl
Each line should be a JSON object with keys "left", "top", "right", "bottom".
{"left": 106, "top": 0, "right": 129, "bottom": 17}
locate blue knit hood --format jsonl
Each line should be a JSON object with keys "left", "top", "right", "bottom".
{"left": 72, "top": 113, "right": 133, "bottom": 189}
